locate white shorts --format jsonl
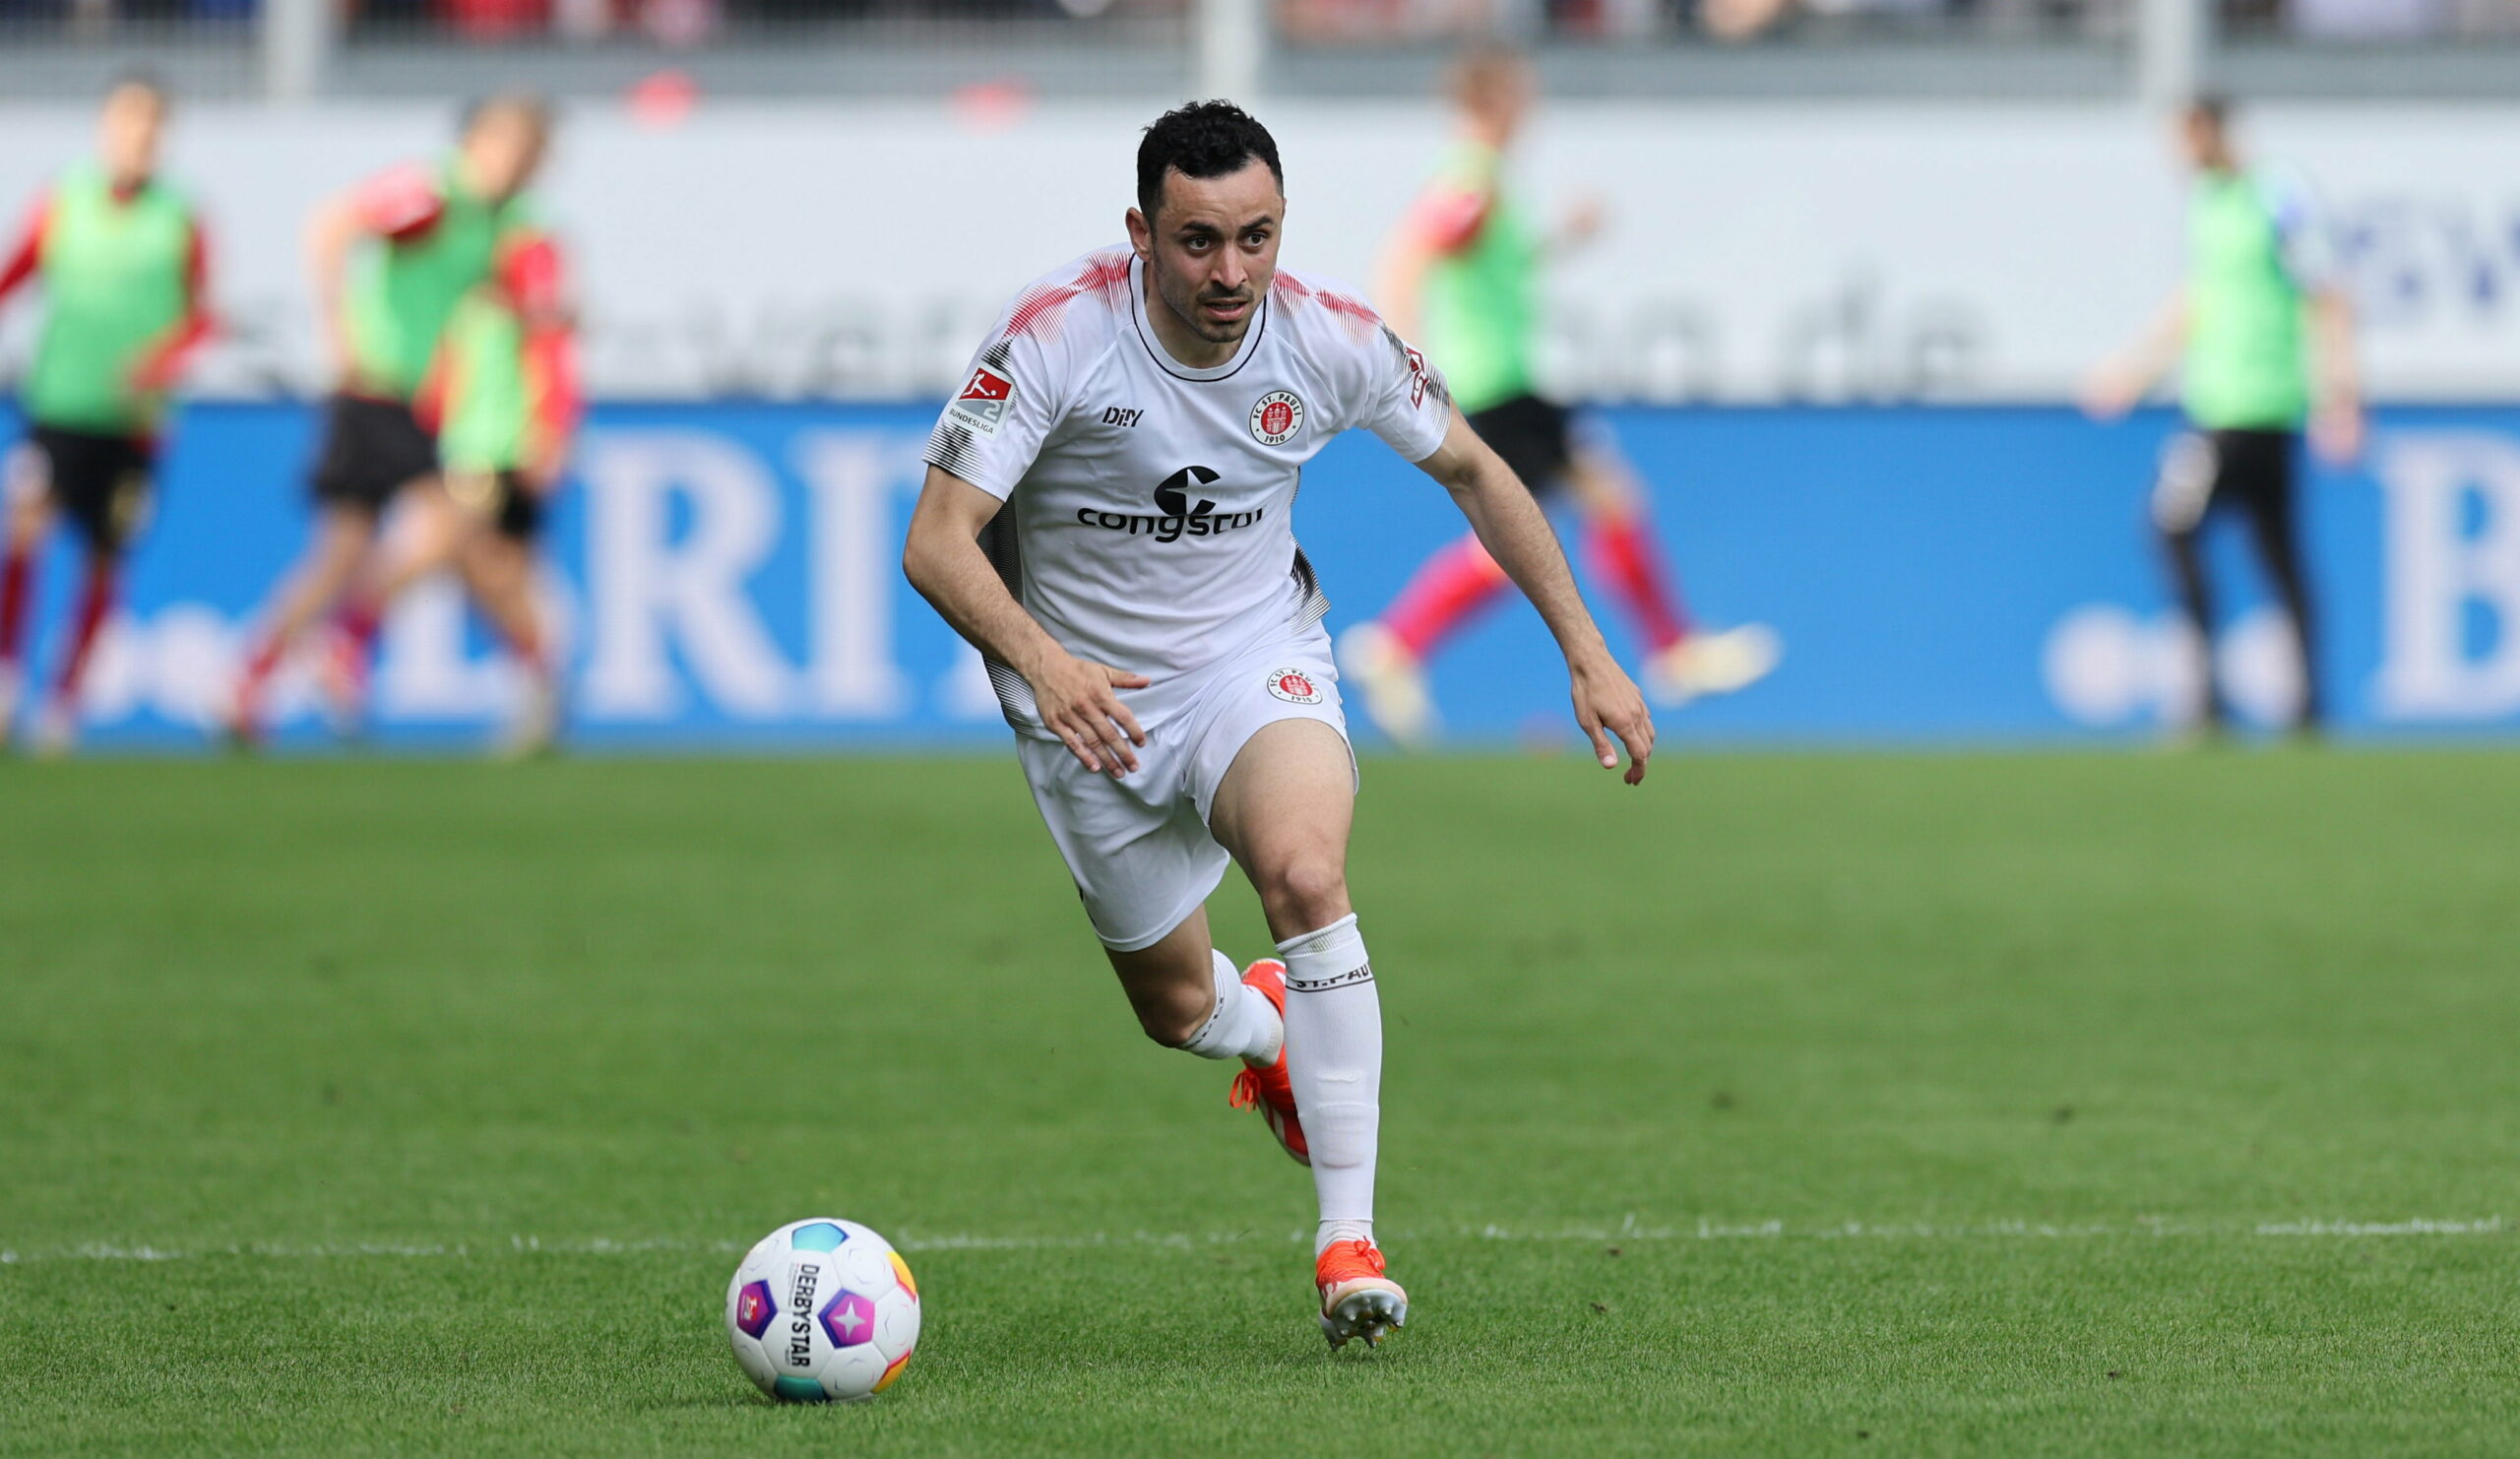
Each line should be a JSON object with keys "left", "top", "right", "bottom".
{"left": 1016, "top": 624, "right": 1354, "bottom": 952}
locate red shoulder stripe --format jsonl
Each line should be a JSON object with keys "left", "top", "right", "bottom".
{"left": 0, "top": 190, "right": 52, "bottom": 303}
{"left": 1272, "top": 273, "right": 1383, "bottom": 337}
{"left": 1005, "top": 252, "right": 1131, "bottom": 341}
{"left": 1412, "top": 187, "right": 1490, "bottom": 256}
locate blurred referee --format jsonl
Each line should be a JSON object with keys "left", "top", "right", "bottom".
{"left": 2083, "top": 95, "right": 2362, "bottom": 738}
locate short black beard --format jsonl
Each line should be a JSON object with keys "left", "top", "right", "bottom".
{"left": 1158, "top": 274, "right": 1252, "bottom": 347}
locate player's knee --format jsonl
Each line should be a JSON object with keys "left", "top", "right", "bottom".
{"left": 5, "top": 496, "right": 48, "bottom": 543}
{"left": 1255, "top": 853, "right": 1350, "bottom": 931}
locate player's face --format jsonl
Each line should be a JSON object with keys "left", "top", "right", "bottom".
{"left": 1469, "top": 65, "right": 1535, "bottom": 140}
{"left": 466, "top": 110, "right": 548, "bottom": 201}
{"left": 1128, "top": 161, "right": 1285, "bottom": 351}
{"left": 97, "top": 87, "right": 165, "bottom": 185}
{"left": 2176, "top": 110, "right": 2225, "bottom": 172}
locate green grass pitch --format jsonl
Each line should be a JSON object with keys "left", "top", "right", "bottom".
{"left": 4, "top": 750, "right": 2518, "bottom": 1456}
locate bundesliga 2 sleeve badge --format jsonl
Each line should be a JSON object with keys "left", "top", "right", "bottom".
{"left": 950, "top": 365, "right": 1015, "bottom": 435}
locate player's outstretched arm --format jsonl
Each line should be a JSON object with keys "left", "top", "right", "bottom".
{"left": 902, "top": 465, "right": 1149, "bottom": 777}
{"left": 1412, "top": 411, "right": 1656, "bottom": 785}
{"left": 2080, "top": 293, "right": 2189, "bottom": 421}
{"left": 0, "top": 192, "right": 50, "bottom": 310}
{"left": 2307, "top": 285, "right": 2362, "bottom": 465}
{"left": 1373, "top": 220, "right": 1435, "bottom": 344}
{"left": 303, "top": 192, "right": 371, "bottom": 388}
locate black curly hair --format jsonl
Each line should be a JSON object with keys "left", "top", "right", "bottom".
{"left": 1136, "top": 100, "right": 1284, "bottom": 223}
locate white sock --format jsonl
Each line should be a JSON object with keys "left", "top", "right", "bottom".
{"left": 1179, "top": 948, "right": 1284, "bottom": 1064}
{"left": 1315, "top": 1218, "right": 1374, "bottom": 1256}
{"left": 1276, "top": 914, "right": 1380, "bottom": 1248}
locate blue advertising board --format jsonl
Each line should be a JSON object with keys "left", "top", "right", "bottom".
{"left": 9, "top": 401, "right": 2520, "bottom": 750}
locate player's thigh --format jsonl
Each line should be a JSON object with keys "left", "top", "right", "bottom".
{"left": 1208, "top": 718, "right": 1354, "bottom": 856}
{"left": 1207, "top": 718, "right": 1357, "bottom": 933}
{"left": 396, "top": 483, "right": 472, "bottom": 570}
{"left": 1560, "top": 412, "right": 1645, "bottom": 520}
{"left": 4, "top": 441, "right": 59, "bottom": 544}
{"left": 458, "top": 531, "right": 530, "bottom": 602}
{"left": 312, "top": 504, "right": 380, "bottom": 566}
{"left": 1198, "top": 644, "right": 1357, "bottom": 861}
{"left": 2152, "top": 429, "right": 2224, "bottom": 537}
{"left": 1016, "top": 734, "right": 1228, "bottom": 956}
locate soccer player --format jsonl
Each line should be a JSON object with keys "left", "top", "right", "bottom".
{"left": 223, "top": 95, "right": 549, "bottom": 745}
{"left": 0, "top": 77, "right": 212, "bottom": 755}
{"left": 325, "top": 222, "right": 579, "bottom": 754}
{"left": 1337, "top": 45, "right": 1777, "bottom": 747}
{"left": 2083, "top": 95, "right": 2361, "bottom": 737}
{"left": 902, "top": 102, "right": 1655, "bottom": 1348}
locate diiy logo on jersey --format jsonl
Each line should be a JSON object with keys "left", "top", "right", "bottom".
{"left": 1077, "top": 465, "right": 1267, "bottom": 544}
{"left": 948, "top": 365, "right": 1014, "bottom": 436}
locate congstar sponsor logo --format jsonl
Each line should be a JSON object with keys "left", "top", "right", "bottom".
{"left": 1077, "top": 466, "right": 1265, "bottom": 543}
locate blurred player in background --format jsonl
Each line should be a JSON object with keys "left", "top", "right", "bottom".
{"left": 223, "top": 95, "right": 549, "bottom": 746}
{"left": 323, "top": 222, "right": 579, "bottom": 755}
{"left": 1339, "top": 45, "right": 1777, "bottom": 747}
{"left": 2083, "top": 95, "right": 2360, "bottom": 739}
{"left": 0, "top": 77, "right": 212, "bottom": 756}
{"left": 904, "top": 102, "right": 1653, "bottom": 1350}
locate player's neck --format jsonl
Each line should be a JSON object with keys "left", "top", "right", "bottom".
{"left": 1140, "top": 266, "right": 1241, "bottom": 371}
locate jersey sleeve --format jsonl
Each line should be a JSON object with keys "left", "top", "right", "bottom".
{"left": 1346, "top": 321, "right": 1453, "bottom": 464}
{"left": 1405, "top": 146, "right": 1502, "bottom": 258}
{"left": 2260, "top": 168, "right": 2338, "bottom": 294}
{"left": 353, "top": 162, "right": 447, "bottom": 242}
{"left": 0, "top": 189, "right": 52, "bottom": 303}
{"left": 922, "top": 326, "right": 1067, "bottom": 501}
{"left": 511, "top": 235, "right": 580, "bottom": 470}
{"left": 129, "top": 212, "right": 217, "bottom": 392}
{"left": 497, "top": 227, "right": 568, "bottom": 323}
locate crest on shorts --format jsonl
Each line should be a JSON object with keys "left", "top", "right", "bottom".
{"left": 1249, "top": 390, "right": 1304, "bottom": 447}
{"left": 1266, "top": 667, "right": 1323, "bottom": 705}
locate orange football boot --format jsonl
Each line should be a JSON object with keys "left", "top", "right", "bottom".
{"left": 1226, "top": 958, "right": 1307, "bottom": 1166}
{"left": 1315, "top": 1238, "right": 1408, "bottom": 1349}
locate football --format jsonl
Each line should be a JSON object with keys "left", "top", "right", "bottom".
{"left": 725, "top": 1218, "right": 921, "bottom": 1402}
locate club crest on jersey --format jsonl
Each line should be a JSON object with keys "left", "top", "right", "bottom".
{"left": 950, "top": 365, "right": 1015, "bottom": 435}
{"left": 1248, "top": 390, "right": 1304, "bottom": 447}
{"left": 1266, "top": 667, "right": 1324, "bottom": 705}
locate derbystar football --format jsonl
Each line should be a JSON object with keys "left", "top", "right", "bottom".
{"left": 725, "top": 1218, "right": 921, "bottom": 1402}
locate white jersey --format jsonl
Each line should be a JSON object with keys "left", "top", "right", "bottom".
{"left": 924, "top": 246, "right": 1452, "bottom": 740}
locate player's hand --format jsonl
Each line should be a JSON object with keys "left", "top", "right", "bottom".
{"left": 2078, "top": 365, "right": 2146, "bottom": 421}
{"left": 1027, "top": 652, "right": 1151, "bottom": 778}
{"left": 127, "top": 351, "right": 182, "bottom": 396}
{"left": 1570, "top": 651, "right": 1654, "bottom": 787}
{"left": 1557, "top": 193, "right": 1607, "bottom": 251}
{"left": 2311, "top": 401, "right": 2364, "bottom": 467}
{"left": 1701, "top": 0, "right": 1796, "bottom": 40}
{"left": 320, "top": 317, "right": 363, "bottom": 394}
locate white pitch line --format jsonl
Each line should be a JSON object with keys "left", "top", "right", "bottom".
{"left": 0, "top": 1217, "right": 2502, "bottom": 1265}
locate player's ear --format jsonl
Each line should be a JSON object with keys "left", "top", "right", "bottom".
{"left": 1124, "top": 207, "right": 1153, "bottom": 258}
